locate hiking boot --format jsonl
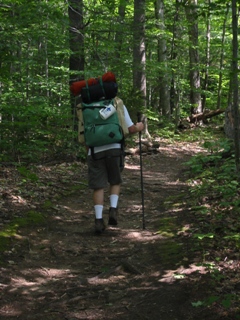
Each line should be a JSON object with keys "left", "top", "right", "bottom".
{"left": 108, "top": 207, "right": 118, "bottom": 226}
{"left": 95, "top": 218, "right": 106, "bottom": 234}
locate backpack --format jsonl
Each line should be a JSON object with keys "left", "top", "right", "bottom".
{"left": 76, "top": 97, "right": 129, "bottom": 147}
{"left": 81, "top": 99, "right": 124, "bottom": 147}
{"left": 74, "top": 73, "right": 129, "bottom": 148}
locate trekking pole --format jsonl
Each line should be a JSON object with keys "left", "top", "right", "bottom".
{"left": 137, "top": 112, "right": 145, "bottom": 230}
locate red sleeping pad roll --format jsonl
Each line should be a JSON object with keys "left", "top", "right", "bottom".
{"left": 70, "top": 71, "right": 116, "bottom": 96}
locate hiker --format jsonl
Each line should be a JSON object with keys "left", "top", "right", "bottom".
{"left": 87, "top": 98, "right": 144, "bottom": 233}
{"left": 71, "top": 72, "right": 144, "bottom": 233}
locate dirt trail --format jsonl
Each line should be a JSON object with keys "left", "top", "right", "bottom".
{"left": 0, "top": 141, "right": 228, "bottom": 319}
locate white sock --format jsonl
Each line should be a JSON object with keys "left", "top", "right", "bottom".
{"left": 110, "top": 194, "right": 119, "bottom": 208}
{"left": 94, "top": 205, "right": 103, "bottom": 219}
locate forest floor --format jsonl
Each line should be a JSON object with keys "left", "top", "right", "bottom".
{"left": 0, "top": 136, "right": 239, "bottom": 320}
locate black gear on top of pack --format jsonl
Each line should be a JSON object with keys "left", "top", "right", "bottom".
{"left": 81, "top": 78, "right": 118, "bottom": 104}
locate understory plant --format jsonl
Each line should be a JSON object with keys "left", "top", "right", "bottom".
{"left": 185, "top": 136, "right": 240, "bottom": 315}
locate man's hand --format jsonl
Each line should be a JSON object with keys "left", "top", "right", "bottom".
{"left": 135, "top": 122, "right": 144, "bottom": 132}
{"left": 128, "top": 122, "right": 144, "bottom": 134}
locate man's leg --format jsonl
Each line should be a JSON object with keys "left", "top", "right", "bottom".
{"left": 105, "top": 149, "right": 123, "bottom": 226}
{"left": 109, "top": 184, "right": 120, "bottom": 207}
{"left": 93, "top": 188, "right": 105, "bottom": 233}
{"left": 109, "top": 184, "right": 120, "bottom": 225}
{"left": 93, "top": 188, "right": 104, "bottom": 206}
{"left": 87, "top": 151, "right": 107, "bottom": 234}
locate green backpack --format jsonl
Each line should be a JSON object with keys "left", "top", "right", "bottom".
{"left": 81, "top": 99, "right": 124, "bottom": 147}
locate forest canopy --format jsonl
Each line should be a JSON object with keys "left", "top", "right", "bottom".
{"left": 0, "top": 0, "right": 239, "bottom": 163}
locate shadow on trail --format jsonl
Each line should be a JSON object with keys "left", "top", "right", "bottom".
{"left": 0, "top": 145, "right": 231, "bottom": 320}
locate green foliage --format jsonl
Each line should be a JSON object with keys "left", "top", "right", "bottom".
{"left": 0, "top": 210, "right": 45, "bottom": 253}
{"left": 202, "top": 138, "right": 232, "bottom": 154}
{"left": 181, "top": 133, "right": 240, "bottom": 315}
{"left": 17, "top": 166, "right": 39, "bottom": 182}
{"left": 192, "top": 293, "right": 237, "bottom": 310}
{"left": 153, "top": 117, "right": 177, "bottom": 139}
{"left": 187, "top": 152, "right": 238, "bottom": 209}
{"left": 0, "top": 0, "right": 236, "bottom": 164}
{"left": 144, "top": 109, "right": 159, "bottom": 122}
{"left": 43, "top": 200, "right": 53, "bottom": 209}
{"left": 0, "top": 99, "right": 75, "bottom": 163}
{"left": 0, "top": 0, "right": 71, "bottom": 163}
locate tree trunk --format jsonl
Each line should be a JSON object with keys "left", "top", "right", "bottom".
{"left": 170, "top": 0, "right": 180, "bottom": 115}
{"left": 190, "top": 108, "right": 225, "bottom": 122}
{"left": 68, "top": 0, "right": 84, "bottom": 83}
{"left": 185, "top": 0, "right": 202, "bottom": 115}
{"left": 217, "top": 4, "right": 230, "bottom": 109}
{"left": 155, "top": 0, "right": 170, "bottom": 117}
{"left": 133, "top": 0, "right": 150, "bottom": 138}
{"left": 231, "top": 0, "right": 240, "bottom": 176}
{"left": 133, "top": 0, "right": 146, "bottom": 108}
{"left": 202, "top": 0, "right": 211, "bottom": 111}
{"left": 68, "top": 0, "right": 84, "bottom": 137}
{"left": 114, "top": 2, "right": 126, "bottom": 71}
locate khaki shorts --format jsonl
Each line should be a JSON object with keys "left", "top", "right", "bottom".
{"left": 87, "top": 149, "right": 124, "bottom": 190}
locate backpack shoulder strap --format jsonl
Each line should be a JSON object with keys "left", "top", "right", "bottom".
{"left": 114, "top": 97, "right": 129, "bottom": 136}
{"left": 76, "top": 103, "right": 85, "bottom": 144}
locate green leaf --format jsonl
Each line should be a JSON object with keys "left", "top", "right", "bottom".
{"left": 193, "top": 233, "right": 214, "bottom": 240}
{"left": 191, "top": 301, "right": 204, "bottom": 307}
{"left": 221, "top": 294, "right": 233, "bottom": 309}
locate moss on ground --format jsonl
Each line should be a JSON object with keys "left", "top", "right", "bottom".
{"left": 153, "top": 216, "right": 186, "bottom": 267}
{"left": 156, "top": 216, "right": 178, "bottom": 237}
{"left": 0, "top": 210, "right": 46, "bottom": 253}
